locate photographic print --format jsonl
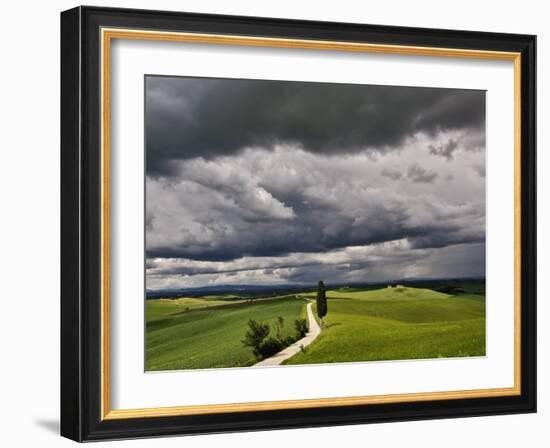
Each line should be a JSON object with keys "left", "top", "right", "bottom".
{"left": 144, "top": 76, "right": 486, "bottom": 372}
{"left": 61, "top": 9, "right": 536, "bottom": 439}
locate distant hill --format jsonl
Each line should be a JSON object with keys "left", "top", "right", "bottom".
{"left": 146, "top": 277, "right": 485, "bottom": 299}
{"left": 146, "top": 283, "right": 315, "bottom": 299}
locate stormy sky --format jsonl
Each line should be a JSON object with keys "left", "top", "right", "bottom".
{"left": 145, "top": 76, "right": 486, "bottom": 291}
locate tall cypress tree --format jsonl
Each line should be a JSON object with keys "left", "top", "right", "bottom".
{"left": 316, "top": 280, "right": 327, "bottom": 325}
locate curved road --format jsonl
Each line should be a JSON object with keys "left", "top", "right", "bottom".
{"left": 253, "top": 300, "right": 321, "bottom": 367}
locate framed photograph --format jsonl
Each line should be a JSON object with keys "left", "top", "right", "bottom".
{"left": 60, "top": 6, "right": 536, "bottom": 441}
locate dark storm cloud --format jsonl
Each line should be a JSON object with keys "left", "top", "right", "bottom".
{"left": 429, "top": 138, "right": 459, "bottom": 160}
{"left": 146, "top": 204, "right": 413, "bottom": 262}
{"left": 144, "top": 77, "right": 486, "bottom": 289}
{"left": 145, "top": 147, "right": 485, "bottom": 263}
{"left": 146, "top": 76, "right": 485, "bottom": 176}
{"left": 146, "top": 256, "right": 321, "bottom": 277}
{"left": 145, "top": 241, "right": 486, "bottom": 290}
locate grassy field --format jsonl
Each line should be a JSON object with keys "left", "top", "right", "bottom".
{"left": 146, "top": 296, "right": 307, "bottom": 371}
{"left": 301, "top": 287, "right": 451, "bottom": 301}
{"left": 146, "top": 284, "right": 485, "bottom": 371}
{"left": 285, "top": 286, "right": 485, "bottom": 365}
{"left": 146, "top": 297, "right": 235, "bottom": 321}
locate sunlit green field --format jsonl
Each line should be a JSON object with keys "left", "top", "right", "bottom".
{"left": 146, "top": 284, "right": 485, "bottom": 371}
{"left": 146, "top": 296, "right": 307, "bottom": 371}
{"left": 300, "top": 287, "right": 451, "bottom": 301}
{"left": 146, "top": 297, "right": 233, "bottom": 321}
{"left": 285, "top": 287, "right": 485, "bottom": 365}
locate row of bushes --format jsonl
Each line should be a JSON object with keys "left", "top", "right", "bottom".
{"left": 242, "top": 317, "right": 309, "bottom": 360}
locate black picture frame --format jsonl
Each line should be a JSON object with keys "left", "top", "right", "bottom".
{"left": 61, "top": 5, "right": 536, "bottom": 442}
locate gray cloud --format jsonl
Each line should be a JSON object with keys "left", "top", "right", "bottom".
{"left": 407, "top": 164, "right": 438, "bottom": 183}
{"left": 146, "top": 241, "right": 485, "bottom": 290}
{"left": 429, "top": 138, "right": 459, "bottom": 160}
{"left": 472, "top": 163, "right": 486, "bottom": 178}
{"left": 145, "top": 76, "right": 486, "bottom": 289}
{"left": 381, "top": 168, "right": 403, "bottom": 180}
{"left": 146, "top": 76, "right": 485, "bottom": 176}
{"left": 146, "top": 145, "right": 484, "bottom": 263}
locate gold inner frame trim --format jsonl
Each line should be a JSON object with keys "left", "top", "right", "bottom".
{"left": 100, "top": 27, "right": 522, "bottom": 421}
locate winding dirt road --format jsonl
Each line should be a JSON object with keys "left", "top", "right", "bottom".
{"left": 253, "top": 300, "right": 321, "bottom": 367}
